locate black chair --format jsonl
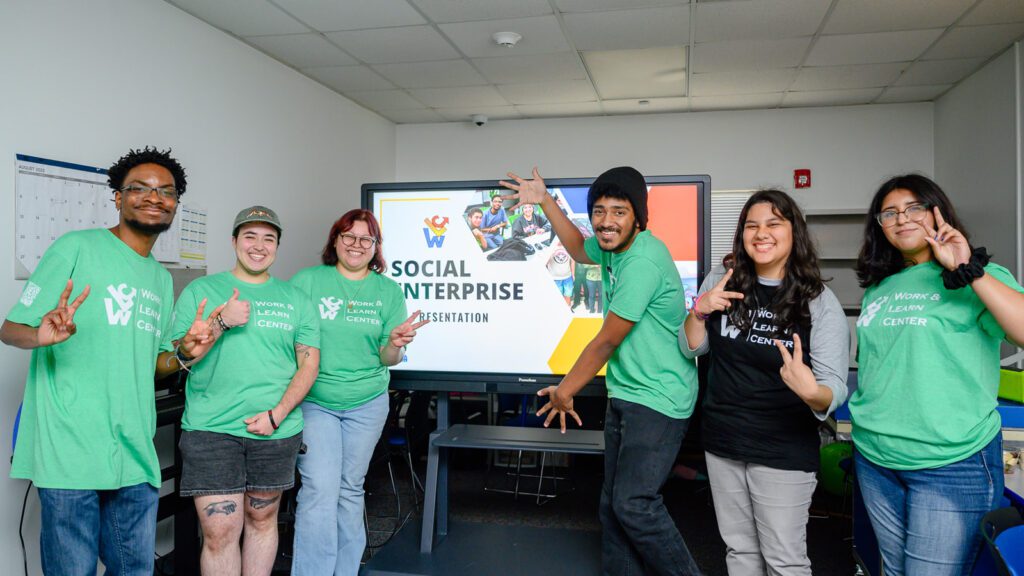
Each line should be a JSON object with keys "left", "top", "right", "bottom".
{"left": 980, "top": 506, "right": 1024, "bottom": 576}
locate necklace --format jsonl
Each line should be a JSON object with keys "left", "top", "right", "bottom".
{"left": 339, "top": 271, "right": 369, "bottom": 311}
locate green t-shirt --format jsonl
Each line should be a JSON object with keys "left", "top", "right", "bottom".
{"left": 7, "top": 229, "right": 174, "bottom": 489}
{"left": 172, "top": 271, "right": 320, "bottom": 439}
{"left": 851, "top": 261, "right": 1024, "bottom": 469}
{"left": 289, "top": 265, "right": 407, "bottom": 411}
{"left": 583, "top": 231, "right": 698, "bottom": 419}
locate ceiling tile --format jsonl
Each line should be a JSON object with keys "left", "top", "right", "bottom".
{"left": 790, "top": 63, "right": 906, "bottom": 91}
{"left": 961, "top": 0, "right": 1024, "bottom": 26}
{"left": 408, "top": 85, "right": 510, "bottom": 107}
{"left": 167, "top": 0, "right": 307, "bottom": 36}
{"left": 823, "top": 0, "right": 973, "bottom": 34}
{"left": 584, "top": 47, "right": 687, "bottom": 99}
{"left": 689, "top": 69, "right": 797, "bottom": 96}
{"left": 694, "top": 0, "right": 831, "bottom": 43}
{"left": 563, "top": 6, "right": 690, "bottom": 51}
{"left": 439, "top": 16, "right": 572, "bottom": 57}
{"left": 923, "top": 23, "right": 1024, "bottom": 60}
{"left": 434, "top": 106, "right": 522, "bottom": 121}
{"left": 602, "top": 97, "right": 689, "bottom": 114}
{"left": 272, "top": 0, "right": 424, "bottom": 32}
{"left": 327, "top": 26, "right": 461, "bottom": 64}
{"left": 373, "top": 60, "right": 488, "bottom": 88}
{"left": 245, "top": 33, "right": 358, "bottom": 67}
{"left": 556, "top": 0, "right": 688, "bottom": 12}
{"left": 409, "top": 0, "right": 552, "bottom": 23}
{"left": 894, "top": 58, "right": 985, "bottom": 86}
{"left": 515, "top": 102, "right": 604, "bottom": 118}
{"left": 377, "top": 109, "right": 446, "bottom": 124}
{"left": 689, "top": 93, "right": 785, "bottom": 112}
{"left": 876, "top": 84, "right": 953, "bottom": 103}
{"left": 344, "top": 89, "right": 426, "bottom": 110}
{"left": 805, "top": 29, "right": 943, "bottom": 66}
{"left": 782, "top": 88, "right": 883, "bottom": 107}
{"left": 473, "top": 52, "right": 587, "bottom": 84}
{"left": 497, "top": 80, "right": 597, "bottom": 104}
{"left": 303, "top": 65, "right": 396, "bottom": 92}
{"left": 691, "top": 38, "right": 811, "bottom": 73}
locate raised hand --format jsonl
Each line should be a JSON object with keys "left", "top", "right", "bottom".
{"left": 389, "top": 310, "right": 430, "bottom": 349}
{"left": 219, "top": 288, "right": 250, "bottom": 329}
{"left": 692, "top": 269, "right": 745, "bottom": 318}
{"left": 37, "top": 280, "right": 90, "bottom": 347}
{"left": 536, "top": 385, "right": 582, "bottom": 433}
{"left": 179, "top": 298, "right": 228, "bottom": 361}
{"left": 499, "top": 167, "right": 549, "bottom": 213}
{"left": 774, "top": 334, "right": 817, "bottom": 400}
{"left": 921, "top": 206, "right": 971, "bottom": 271}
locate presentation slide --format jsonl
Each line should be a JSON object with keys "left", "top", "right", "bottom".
{"left": 367, "top": 178, "right": 704, "bottom": 380}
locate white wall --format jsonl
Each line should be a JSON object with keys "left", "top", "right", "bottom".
{"left": 935, "top": 46, "right": 1020, "bottom": 277}
{"left": 0, "top": 1, "right": 394, "bottom": 573}
{"left": 396, "top": 103, "right": 934, "bottom": 211}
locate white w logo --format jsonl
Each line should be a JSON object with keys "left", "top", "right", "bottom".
{"left": 857, "top": 295, "right": 889, "bottom": 327}
{"left": 104, "top": 283, "right": 136, "bottom": 326}
{"left": 319, "top": 296, "right": 343, "bottom": 320}
{"left": 720, "top": 315, "right": 741, "bottom": 339}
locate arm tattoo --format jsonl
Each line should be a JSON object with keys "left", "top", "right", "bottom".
{"left": 203, "top": 500, "right": 237, "bottom": 517}
{"left": 295, "top": 343, "right": 312, "bottom": 360}
{"left": 249, "top": 494, "right": 280, "bottom": 510}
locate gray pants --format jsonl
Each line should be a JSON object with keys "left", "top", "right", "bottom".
{"left": 705, "top": 451, "right": 817, "bottom": 576}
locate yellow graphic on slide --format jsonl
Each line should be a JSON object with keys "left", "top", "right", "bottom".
{"left": 547, "top": 318, "right": 607, "bottom": 376}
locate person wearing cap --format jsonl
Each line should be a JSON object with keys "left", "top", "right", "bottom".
{"left": 1, "top": 147, "right": 223, "bottom": 575}
{"left": 171, "top": 205, "right": 320, "bottom": 575}
{"left": 501, "top": 167, "right": 702, "bottom": 575}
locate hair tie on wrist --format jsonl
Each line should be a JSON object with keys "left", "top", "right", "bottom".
{"left": 267, "top": 409, "right": 279, "bottom": 430}
{"left": 690, "top": 293, "right": 711, "bottom": 321}
{"left": 941, "top": 247, "right": 990, "bottom": 290}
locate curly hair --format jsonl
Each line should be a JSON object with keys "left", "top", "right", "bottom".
{"left": 107, "top": 147, "right": 187, "bottom": 196}
{"left": 855, "top": 174, "right": 969, "bottom": 288}
{"left": 724, "top": 190, "right": 824, "bottom": 335}
{"left": 321, "top": 209, "right": 386, "bottom": 273}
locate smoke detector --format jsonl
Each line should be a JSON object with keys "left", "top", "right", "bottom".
{"left": 492, "top": 31, "right": 522, "bottom": 48}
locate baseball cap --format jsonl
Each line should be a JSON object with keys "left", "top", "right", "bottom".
{"left": 233, "top": 205, "right": 282, "bottom": 237}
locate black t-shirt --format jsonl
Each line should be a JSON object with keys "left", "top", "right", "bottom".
{"left": 702, "top": 282, "right": 821, "bottom": 472}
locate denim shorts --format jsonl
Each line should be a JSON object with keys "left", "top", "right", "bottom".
{"left": 178, "top": 430, "right": 302, "bottom": 496}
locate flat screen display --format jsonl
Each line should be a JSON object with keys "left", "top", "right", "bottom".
{"left": 363, "top": 175, "right": 710, "bottom": 384}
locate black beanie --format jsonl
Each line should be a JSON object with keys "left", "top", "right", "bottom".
{"left": 587, "top": 166, "right": 648, "bottom": 231}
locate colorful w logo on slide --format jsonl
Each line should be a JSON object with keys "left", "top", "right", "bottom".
{"left": 423, "top": 215, "right": 449, "bottom": 248}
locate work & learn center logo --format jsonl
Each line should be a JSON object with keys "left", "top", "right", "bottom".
{"left": 423, "top": 215, "right": 448, "bottom": 248}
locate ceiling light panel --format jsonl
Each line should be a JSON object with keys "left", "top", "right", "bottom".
{"left": 327, "top": 26, "right": 461, "bottom": 64}
{"left": 584, "top": 47, "right": 688, "bottom": 99}
{"left": 273, "top": 0, "right": 425, "bottom": 32}
{"left": 562, "top": 5, "right": 690, "bottom": 51}
{"left": 805, "top": 29, "right": 944, "bottom": 66}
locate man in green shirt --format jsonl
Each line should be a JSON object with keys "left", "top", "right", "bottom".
{"left": 501, "top": 166, "right": 701, "bottom": 575}
{"left": 1, "top": 147, "right": 220, "bottom": 576}
{"left": 172, "top": 206, "right": 320, "bottom": 576}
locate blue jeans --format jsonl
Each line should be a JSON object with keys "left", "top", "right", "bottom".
{"left": 485, "top": 234, "right": 503, "bottom": 249}
{"left": 291, "top": 394, "right": 389, "bottom": 576}
{"left": 854, "top": 433, "right": 1003, "bottom": 576}
{"left": 38, "top": 483, "right": 158, "bottom": 576}
{"left": 600, "top": 399, "right": 702, "bottom": 576}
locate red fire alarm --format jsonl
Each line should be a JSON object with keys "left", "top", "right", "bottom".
{"left": 794, "top": 169, "right": 811, "bottom": 189}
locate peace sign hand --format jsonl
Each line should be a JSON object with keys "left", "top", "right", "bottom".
{"left": 920, "top": 206, "right": 971, "bottom": 271}
{"left": 774, "top": 334, "right": 817, "bottom": 400}
{"left": 179, "top": 297, "right": 228, "bottom": 362}
{"left": 499, "top": 167, "right": 549, "bottom": 213}
{"left": 693, "top": 269, "right": 745, "bottom": 318}
{"left": 37, "top": 280, "right": 90, "bottom": 347}
{"left": 389, "top": 310, "right": 430, "bottom": 349}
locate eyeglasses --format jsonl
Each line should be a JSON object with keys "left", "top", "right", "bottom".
{"left": 339, "top": 233, "right": 376, "bottom": 249}
{"left": 875, "top": 203, "right": 930, "bottom": 227}
{"left": 120, "top": 184, "right": 178, "bottom": 200}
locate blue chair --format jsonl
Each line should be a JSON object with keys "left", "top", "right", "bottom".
{"left": 981, "top": 507, "right": 1024, "bottom": 576}
{"left": 12, "top": 403, "right": 21, "bottom": 454}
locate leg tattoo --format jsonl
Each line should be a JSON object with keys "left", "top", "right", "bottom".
{"left": 203, "top": 500, "right": 238, "bottom": 517}
{"left": 248, "top": 495, "right": 280, "bottom": 510}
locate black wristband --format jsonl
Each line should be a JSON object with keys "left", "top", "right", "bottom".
{"left": 216, "top": 315, "right": 230, "bottom": 332}
{"left": 267, "top": 409, "right": 279, "bottom": 430}
{"left": 175, "top": 345, "right": 193, "bottom": 363}
{"left": 941, "top": 246, "right": 991, "bottom": 290}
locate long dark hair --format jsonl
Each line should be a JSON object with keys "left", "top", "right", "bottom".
{"left": 725, "top": 190, "right": 823, "bottom": 334}
{"left": 320, "top": 209, "right": 387, "bottom": 273}
{"left": 855, "top": 174, "right": 969, "bottom": 288}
